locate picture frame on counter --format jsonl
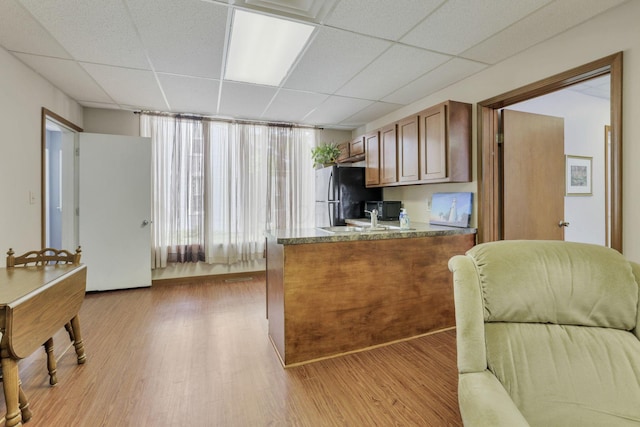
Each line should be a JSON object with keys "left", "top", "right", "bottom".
{"left": 566, "top": 155, "right": 592, "bottom": 196}
{"left": 430, "top": 192, "right": 473, "bottom": 228}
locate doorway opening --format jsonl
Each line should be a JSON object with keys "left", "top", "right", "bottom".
{"left": 477, "top": 52, "right": 622, "bottom": 252}
{"left": 41, "top": 108, "right": 82, "bottom": 249}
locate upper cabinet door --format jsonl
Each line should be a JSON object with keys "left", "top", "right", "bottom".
{"left": 419, "top": 104, "right": 447, "bottom": 181}
{"left": 380, "top": 124, "right": 398, "bottom": 185}
{"left": 365, "top": 131, "right": 380, "bottom": 187}
{"left": 398, "top": 115, "right": 419, "bottom": 182}
{"left": 419, "top": 101, "right": 471, "bottom": 183}
{"left": 350, "top": 136, "right": 364, "bottom": 156}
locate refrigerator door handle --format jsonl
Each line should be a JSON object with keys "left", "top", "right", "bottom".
{"left": 327, "top": 169, "right": 335, "bottom": 202}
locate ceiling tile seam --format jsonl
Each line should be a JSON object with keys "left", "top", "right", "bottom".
{"left": 326, "top": 40, "right": 398, "bottom": 98}
{"left": 297, "top": 92, "right": 374, "bottom": 125}
{"left": 216, "top": 5, "right": 235, "bottom": 115}
{"left": 393, "top": 0, "right": 449, "bottom": 42}
{"left": 318, "top": 0, "right": 448, "bottom": 44}
{"left": 314, "top": 0, "right": 341, "bottom": 25}
{"left": 456, "top": 0, "right": 558, "bottom": 61}
{"left": 371, "top": 55, "right": 489, "bottom": 103}
{"left": 122, "top": 0, "right": 171, "bottom": 111}
{"left": 10, "top": 51, "right": 121, "bottom": 107}
{"left": 7, "top": 49, "right": 69, "bottom": 62}
{"left": 12, "top": 0, "right": 76, "bottom": 60}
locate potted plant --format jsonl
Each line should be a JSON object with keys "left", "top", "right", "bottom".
{"left": 311, "top": 143, "right": 342, "bottom": 168}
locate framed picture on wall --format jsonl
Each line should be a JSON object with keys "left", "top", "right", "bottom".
{"left": 430, "top": 192, "right": 473, "bottom": 227}
{"left": 566, "top": 155, "right": 592, "bottom": 196}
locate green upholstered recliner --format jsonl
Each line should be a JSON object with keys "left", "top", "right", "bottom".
{"left": 448, "top": 240, "right": 640, "bottom": 427}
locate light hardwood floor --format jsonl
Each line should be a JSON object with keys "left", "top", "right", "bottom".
{"left": 5, "top": 273, "right": 462, "bottom": 426}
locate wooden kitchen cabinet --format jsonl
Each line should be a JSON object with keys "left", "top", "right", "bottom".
{"left": 380, "top": 123, "right": 398, "bottom": 185}
{"left": 350, "top": 136, "right": 364, "bottom": 156}
{"left": 364, "top": 131, "right": 380, "bottom": 186}
{"left": 398, "top": 115, "right": 419, "bottom": 182}
{"left": 336, "top": 141, "right": 349, "bottom": 162}
{"left": 419, "top": 100, "right": 471, "bottom": 183}
{"left": 364, "top": 100, "right": 470, "bottom": 188}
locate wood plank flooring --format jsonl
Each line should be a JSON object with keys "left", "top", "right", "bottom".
{"left": 5, "top": 273, "right": 462, "bottom": 426}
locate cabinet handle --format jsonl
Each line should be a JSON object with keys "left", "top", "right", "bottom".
{"left": 558, "top": 221, "right": 570, "bottom": 228}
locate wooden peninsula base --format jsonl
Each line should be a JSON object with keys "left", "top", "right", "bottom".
{"left": 266, "top": 231, "right": 475, "bottom": 366}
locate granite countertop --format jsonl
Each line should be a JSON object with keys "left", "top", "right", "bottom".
{"left": 265, "top": 219, "right": 476, "bottom": 245}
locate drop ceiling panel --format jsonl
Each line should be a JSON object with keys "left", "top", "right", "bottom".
{"left": 283, "top": 27, "right": 392, "bottom": 94}
{"left": 339, "top": 101, "right": 404, "bottom": 128}
{"left": 261, "top": 89, "right": 329, "bottom": 123}
{"left": 0, "top": 0, "right": 71, "bottom": 58}
{"left": 302, "top": 96, "right": 373, "bottom": 126}
{"left": 158, "top": 74, "right": 220, "bottom": 115}
{"left": 81, "top": 63, "right": 168, "bottom": 110}
{"left": 382, "top": 58, "right": 487, "bottom": 105}
{"left": 18, "top": 0, "right": 150, "bottom": 69}
{"left": 218, "top": 81, "right": 278, "bottom": 119}
{"left": 127, "top": 0, "right": 228, "bottom": 78}
{"left": 401, "top": 0, "right": 553, "bottom": 55}
{"left": 15, "top": 53, "right": 113, "bottom": 104}
{"left": 324, "top": 0, "right": 444, "bottom": 41}
{"left": 336, "top": 44, "right": 451, "bottom": 100}
{"left": 460, "top": 0, "right": 628, "bottom": 64}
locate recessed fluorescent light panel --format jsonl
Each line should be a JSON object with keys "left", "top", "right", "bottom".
{"left": 225, "top": 10, "right": 314, "bottom": 86}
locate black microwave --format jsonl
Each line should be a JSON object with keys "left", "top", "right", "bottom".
{"left": 364, "top": 201, "right": 402, "bottom": 221}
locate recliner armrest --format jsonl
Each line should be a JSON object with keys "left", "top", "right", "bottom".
{"left": 629, "top": 261, "right": 640, "bottom": 340}
{"left": 449, "top": 255, "right": 487, "bottom": 373}
{"left": 458, "top": 371, "right": 530, "bottom": 427}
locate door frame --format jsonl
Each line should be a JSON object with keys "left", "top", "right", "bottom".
{"left": 41, "top": 108, "right": 83, "bottom": 248}
{"left": 477, "top": 52, "right": 623, "bottom": 252}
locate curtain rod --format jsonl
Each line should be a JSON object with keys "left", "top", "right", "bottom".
{"left": 134, "top": 110, "right": 323, "bottom": 130}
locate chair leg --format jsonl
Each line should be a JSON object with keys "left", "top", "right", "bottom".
{"left": 43, "top": 338, "right": 58, "bottom": 386}
{"left": 64, "top": 322, "right": 75, "bottom": 342}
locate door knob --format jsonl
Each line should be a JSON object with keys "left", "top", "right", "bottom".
{"left": 558, "top": 221, "right": 570, "bottom": 228}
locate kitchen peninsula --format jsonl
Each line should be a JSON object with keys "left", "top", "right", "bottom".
{"left": 265, "top": 222, "right": 476, "bottom": 367}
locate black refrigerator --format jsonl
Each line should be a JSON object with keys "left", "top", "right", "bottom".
{"left": 315, "top": 165, "right": 382, "bottom": 227}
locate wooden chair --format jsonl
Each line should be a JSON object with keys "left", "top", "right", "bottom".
{"left": 6, "top": 247, "right": 84, "bottom": 386}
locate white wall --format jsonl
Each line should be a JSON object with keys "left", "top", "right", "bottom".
{"left": 362, "top": 0, "right": 640, "bottom": 261}
{"left": 0, "top": 46, "right": 83, "bottom": 254}
{"left": 83, "top": 108, "right": 140, "bottom": 137}
{"left": 508, "top": 89, "right": 610, "bottom": 245}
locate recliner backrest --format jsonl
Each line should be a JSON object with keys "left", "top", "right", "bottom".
{"left": 466, "top": 240, "right": 638, "bottom": 330}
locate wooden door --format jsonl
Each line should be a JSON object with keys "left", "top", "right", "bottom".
{"left": 365, "top": 131, "right": 380, "bottom": 186}
{"left": 502, "top": 109, "right": 565, "bottom": 240}
{"left": 398, "top": 116, "right": 419, "bottom": 182}
{"left": 419, "top": 104, "right": 447, "bottom": 181}
{"left": 79, "top": 133, "right": 152, "bottom": 291}
{"left": 380, "top": 124, "right": 397, "bottom": 185}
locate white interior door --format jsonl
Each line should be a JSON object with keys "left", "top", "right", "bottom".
{"left": 79, "top": 133, "right": 151, "bottom": 291}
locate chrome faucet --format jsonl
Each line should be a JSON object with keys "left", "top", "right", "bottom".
{"left": 364, "top": 209, "right": 379, "bottom": 228}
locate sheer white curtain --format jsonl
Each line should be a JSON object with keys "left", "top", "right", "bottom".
{"left": 141, "top": 114, "right": 205, "bottom": 268}
{"left": 204, "top": 122, "right": 270, "bottom": 264}
{"left": 141, "top": 113, "right": 315, "bottom": 268}
{"left": 266, "top": 126, "right": 316, "bottom": 231}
